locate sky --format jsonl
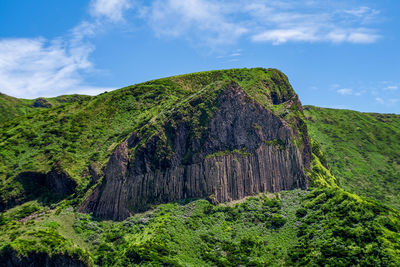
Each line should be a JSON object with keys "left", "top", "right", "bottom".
{"left": 0, "top": 0, "right": 399, "bottom": 114}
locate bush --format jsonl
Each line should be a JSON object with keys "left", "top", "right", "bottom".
{"left": 295, "top": 208, "right": 307, "bottom": 218}
{"left": 270, "top": 214, "right": 287, "bottom": 228}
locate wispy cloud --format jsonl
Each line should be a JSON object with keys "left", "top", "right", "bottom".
{"left": 0, "top": 37, "right": 97, "bottom": 98}
{"left": 383, "top": 85, "right": 398, "bottom": 91}
{"left": 90, "top": 0, "right": 131, "bottom": 22}
{"left": 246, "top": 1, "right": 380, "bottom": 44}
{"left": 376, "top": 97, "right": 385, "bottom": 104}
{"left": 376, "top": 97, "right": 398, "bottom": 106}
{"left": 132, "top": 0, "right": 382, "bottom": 46}
{"left": 337, "top": 88, "right": 353, "bottom": 95}
{"left": 0, "top": 0, "right": 131, "bottom": 98}
{"left": 141, "top": 0, "right": 247, "bottom": 46}
{"left": 336, "top": 87, "right": 365, "bottom": 96}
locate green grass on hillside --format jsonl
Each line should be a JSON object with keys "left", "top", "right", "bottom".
{"left": 0, "top": 93, "right": 92, "bottom": 124}
{"left": 304, "top": 106, "right": 400, "bottom": 209}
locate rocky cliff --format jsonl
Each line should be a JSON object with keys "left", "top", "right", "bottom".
{"left": 80, "top": 82, "right": 311, "bottom": 220}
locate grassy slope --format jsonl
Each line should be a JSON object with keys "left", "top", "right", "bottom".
{"left": 304, "top": 106, "right": 400, "bottom": 209}
{"left": 0, "top": 68, "right": 304, "bottom": 207}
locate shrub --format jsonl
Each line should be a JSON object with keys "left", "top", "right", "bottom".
{"left": 295, "top": 208, "right": 307, "bottom": 218}
{"left": 270, "top": 214, "right": 287, "bottom": 228}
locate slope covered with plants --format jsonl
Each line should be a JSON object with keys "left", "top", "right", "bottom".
{"left": 1, "top": 188, "right": 399, "bottom": 266}
{"left": 0, "top": 68, "right": 399, "bottom": 266}
{"left": 304, "top": 106, "right": 400, "bottom": 209}
{"left": 0, "top": 93, "right": 91, "bottom": 124}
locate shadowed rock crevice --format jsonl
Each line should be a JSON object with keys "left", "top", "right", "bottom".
{"left": 0, "top": 166, "right": 78, "bottom": 211}
{"left": 80, "top": 83, "right": 311, "bottom": 220}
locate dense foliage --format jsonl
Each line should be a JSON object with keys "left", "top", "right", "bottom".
{"left": 0, "top": 189, "right": 399, "bottom": 266}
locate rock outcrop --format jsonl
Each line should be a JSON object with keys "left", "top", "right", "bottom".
{"left": 45, "top": 165, "right": 77, "bottom": 196}
{"left": 80, "top": 83, "right": 311, "bottom": 220}
{"left": 0, "top": 166, "right": 78, "bottom": 211}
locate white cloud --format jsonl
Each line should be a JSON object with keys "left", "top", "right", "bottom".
{"left": 252, "top": 28, "right": 318, "bottom": 45}
{"left": 347, "top": 31, "right": 379, "bottom": 43}
{"left": 335, "top": 88, "right": 364, "bottom": 96}
{"left": 344, "top": 6, "right": 380, "bottom": 24}
{"left": 90, "top": 0, "right": 131, "bottom": 22}
{"left": 0, "top": 38, "right": 96, "bottom": 98}
{"left": 136, "top": 0, "right": 381, "bottom": 46}
{"left": 384, "top": 85, "right": 398, "bottom": 91}
{"left": 337, "top": 88, "right": 353, "bottom": 95}
{"left": 246, "top": 1, "right": 380, "bottom": 44}
{"left": 142, "top": 0, "right": 247, "bottom": 46}
{"left": 0, "top": 0, "right": 133, "bottom": 98}
{"left": 375, "top": 97, "right": 399, "bottom": 106}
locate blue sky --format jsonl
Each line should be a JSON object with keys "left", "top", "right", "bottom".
{"left": 0, "top": 0, "right": 399, "bottom": 114}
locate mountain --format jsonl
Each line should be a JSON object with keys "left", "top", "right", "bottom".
{"left": 0, "top": 68, "right": 399, "bottom": 266}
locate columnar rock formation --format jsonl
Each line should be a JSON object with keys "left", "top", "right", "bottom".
{"left": 80, "top": 83, "right": 311, "bottom": 220}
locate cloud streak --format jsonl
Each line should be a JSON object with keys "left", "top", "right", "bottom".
{"left": 141, "top": 0, "right": 247, "bottom": 46}
{"left": 137, "top": 0, "right": 381, "bottom": 45}
{"left": 90, "top": 0, "right": 131, "bottom": 22}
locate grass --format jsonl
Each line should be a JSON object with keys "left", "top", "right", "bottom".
{"left": 304, "top": 105, "right": 400, "bottom": 209}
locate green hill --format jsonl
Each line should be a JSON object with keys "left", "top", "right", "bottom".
{"left": 0, "top": 68, "right": 399, "bottom": 266}
{"left": 0, "top": 68, "right": 307, "bottom": 211}
{"left": 304, "top": 106, "right": 400, "bottom": 209}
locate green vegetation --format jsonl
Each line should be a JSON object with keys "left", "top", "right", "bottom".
{"left": 304, "top": 106, "right": 400, "bottom": 209}
{"left": 290, "top": 188, "right": 400, "bottom": 266}
{"left": 205, "top": 148, "right": 251, "bottom": 159}
{"left": 264, "top": 139, "right": 287, "bottom": 150}
{"left": 0, "top": 93, "right": 92, "bottom": 124}
{"left": 1, "top": 189, "right": 399, "bottom": 266}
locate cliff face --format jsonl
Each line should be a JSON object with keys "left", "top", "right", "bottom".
{"left": 80, "top": 83, "right": 310, "bottom": 220}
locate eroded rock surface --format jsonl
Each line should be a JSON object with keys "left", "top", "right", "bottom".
{"left": 80, "top": 83, "right": 311, "bottom": 220}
